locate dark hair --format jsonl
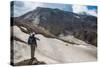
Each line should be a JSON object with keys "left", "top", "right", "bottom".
{"left": 32, "top": 34, "right": 35, "bottom": 37}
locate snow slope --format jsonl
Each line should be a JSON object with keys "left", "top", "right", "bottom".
{"left": 13, "top": 26, "right": 97, "bottom": 64}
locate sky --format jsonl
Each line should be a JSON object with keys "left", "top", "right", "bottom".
{"left": 11, "top": 1, "right": 97, "bottom": 17}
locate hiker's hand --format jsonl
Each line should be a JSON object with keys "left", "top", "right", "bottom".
{"left": 35, "top": 37, "right": 40, "bottom": 41}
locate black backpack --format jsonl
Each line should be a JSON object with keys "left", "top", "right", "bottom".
{"left": 28, "top": 35, "right": 37, "bottom": 45}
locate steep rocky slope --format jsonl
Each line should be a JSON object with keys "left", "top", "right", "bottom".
{"left": 14, "top": 7, "right": 97, "bottom": 46}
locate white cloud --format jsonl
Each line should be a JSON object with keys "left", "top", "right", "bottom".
{"left": 13, "top": 1, "right": 97, "bottom": 17}
{"left": 23, "top": 2, "right": 44, "bottom": 10}
{"left": 13, "top": 1, "right": 72, "bottom": 17}
{"left": 72, "top": 5, "right": 88, "bottom": 13}
{"left": 13, "top": 2, "right": 45, "bottom": 17}
{"left": 72, "top": 5, "right": 97, "bottom": 16}
{"left": 87, "top": 9, "right": 97, "bottom": 16}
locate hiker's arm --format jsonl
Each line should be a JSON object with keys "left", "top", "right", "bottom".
{"left": 35, "top": 37, "right": 40, "bottom": 40}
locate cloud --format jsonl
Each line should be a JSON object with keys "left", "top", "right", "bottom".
{"left": 87, "top": 9, "right": 97, "bottom": 16}
{"left": 72, "top": 5, "right": 97, "bottom": 16}
{"left": 13, "top": 1, "right": 45, "bottom": 17}
{"left": 72, "top": 5, "right": 88, "bottom": 13}
{"left": 12, "top": 1, "right": 97, "bottom": 17}
{"left": 12, "top": 1, "right": 72, "bottom": 17}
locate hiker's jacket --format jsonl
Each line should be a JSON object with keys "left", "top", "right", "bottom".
{"left": 28, "top": 35, "right": 37, "bottom": 46}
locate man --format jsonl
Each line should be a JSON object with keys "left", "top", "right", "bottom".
{"left": 28, "top": 32, "right": 40, "bottom": 63}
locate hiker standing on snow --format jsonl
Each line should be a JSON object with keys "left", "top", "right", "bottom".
{"left": 28, "top": 32, "right": 40, "bottom": 60}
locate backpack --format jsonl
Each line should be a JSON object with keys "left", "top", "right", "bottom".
{"left": 28, "top": 35, "right": 37, "bottom": 45}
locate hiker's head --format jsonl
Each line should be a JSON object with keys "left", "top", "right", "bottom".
{"left": 30, "top": 32, "right": 35, "bottom": 36}
{"left": 32, "top": 32, "right": 35, "bottom": 35}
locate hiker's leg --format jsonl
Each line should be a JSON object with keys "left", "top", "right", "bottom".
{"left": 31, "top": 45, "right": 35, "bottom": 59}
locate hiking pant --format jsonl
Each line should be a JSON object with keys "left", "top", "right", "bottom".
{"left": 30, "top": 45, "right": 36, "bottom": 59}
